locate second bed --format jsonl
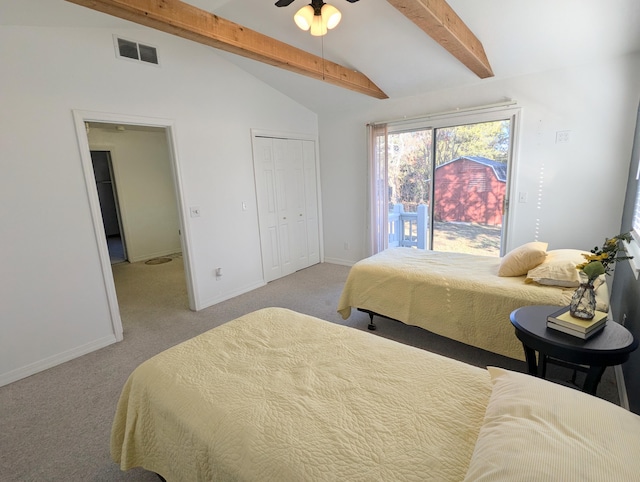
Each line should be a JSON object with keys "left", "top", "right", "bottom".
{"left": 337, "top": 247, "right": 608, "bottom": 360}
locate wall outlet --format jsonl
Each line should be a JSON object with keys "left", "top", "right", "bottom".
{"left": 344, "top": 242, "right": 350, "bottom": 250}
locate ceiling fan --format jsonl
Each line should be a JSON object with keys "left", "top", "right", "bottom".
{"left": 275, "top": 0, "right": 360, "bottom": 36}
{"left": 276, "top": 0, "right": 358, "bottom": 8}
{"left": 275, "top": 0, "right": 359, "bottom": 6}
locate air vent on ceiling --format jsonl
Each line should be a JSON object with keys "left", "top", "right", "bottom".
{"left": 114, "top": 36, "right": 159, "bottom": 66}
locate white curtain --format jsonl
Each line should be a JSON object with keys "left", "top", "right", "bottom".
{"left": 367, "top": 123, "right": 388, "bottom": 255}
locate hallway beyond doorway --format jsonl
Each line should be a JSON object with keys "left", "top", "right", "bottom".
{"left": 107, "top": 235, "right": 126, "bottom": 264}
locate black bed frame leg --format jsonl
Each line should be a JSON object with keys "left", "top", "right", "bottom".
{"left": 367, "top": 312, "right": 376, "bottom": 331}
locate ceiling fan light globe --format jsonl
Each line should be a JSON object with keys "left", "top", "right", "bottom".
{"left": 294, "top": 5, "right": 314, "bottom": 31}
{"left": 321, "top": 4, "right": 341, "bottom": 30}
{"left": 309, "top": 14, "right": 327, "bottom": 36}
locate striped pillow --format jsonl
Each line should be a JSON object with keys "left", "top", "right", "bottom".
{"left": 464, "top": 367, "right": 640, "bottom": 481}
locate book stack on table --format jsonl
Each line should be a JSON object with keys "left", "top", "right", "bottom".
{"left": 546, "top": 306, "right": 608, "bottom": 340}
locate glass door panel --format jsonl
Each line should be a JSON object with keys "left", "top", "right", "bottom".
{"left": 387, "top": 129, "right": 433, "bottom": 250}
{"left": 432, "top": 120, "right": 510, "bottom": 256}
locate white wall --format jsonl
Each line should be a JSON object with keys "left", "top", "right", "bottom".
{"left": 88, "top": 126, "right": 181, "bottom": 262}
{"left": 0, "top": 22, "right": 317, "bottom": 385}
{"left": 320, "top": 53, "right": 640, "bottom": 265}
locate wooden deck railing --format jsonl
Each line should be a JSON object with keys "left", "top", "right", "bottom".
{"left": 388, "top": 203, "right": 428, "bottom": 249}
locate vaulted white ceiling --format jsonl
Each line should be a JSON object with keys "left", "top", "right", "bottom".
{"left": 3, "top": 0, "right": 639, "bottom": 113}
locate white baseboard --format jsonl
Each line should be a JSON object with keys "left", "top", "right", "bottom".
{"left": 128, "top": 248, "right": 182, "bottom": 264}
{"left": 197, "top": 280, "right": 267, "bottom": 311}
{"left": 323, "top": 257, "right": 355, "bottom": 267}
{"left": 0, "top": 335, "right": 118, "bottom": 388}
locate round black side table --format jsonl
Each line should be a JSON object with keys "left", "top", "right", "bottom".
{"left": 510, "top": 305, "right": 638, "bottom": 395}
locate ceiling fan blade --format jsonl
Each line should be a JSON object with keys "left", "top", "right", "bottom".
{"left": 345, "top": 0, "right": 360, "bottom": 3}
{"left": 275, "top": 0, "right": 295, "bottom": 6}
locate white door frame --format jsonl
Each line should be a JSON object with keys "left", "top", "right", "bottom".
{"left": 72, "top": 110, "right": 198, "bottom": 341}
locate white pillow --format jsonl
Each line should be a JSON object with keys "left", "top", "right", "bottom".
{"left": 463, "top": 367, "right": 640, "bottom": 481}
{"left": 525, "top": 248, "right": 588, "bottom": 287}
{"left": 497, "top": 241, "right": 548, "bottom": 277}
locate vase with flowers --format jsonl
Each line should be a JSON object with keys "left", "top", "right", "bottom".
{"left": 570, "top": 232, "right": 633, "bottom": 319}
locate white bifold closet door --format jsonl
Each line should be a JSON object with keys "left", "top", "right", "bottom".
{"left": 253, "top": 136, "right": 320, "bottom": 282}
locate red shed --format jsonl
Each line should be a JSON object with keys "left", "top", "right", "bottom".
{"left": 433, "top": 156, "right": 506, "bottom": 226}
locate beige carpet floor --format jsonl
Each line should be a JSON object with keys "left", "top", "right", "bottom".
{"left": 0, "top": 258, "right": 619, "bottom": 481}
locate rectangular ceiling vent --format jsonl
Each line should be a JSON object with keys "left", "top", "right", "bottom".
{"left": 114, "top": 36, "right": 159, "bottom": 66}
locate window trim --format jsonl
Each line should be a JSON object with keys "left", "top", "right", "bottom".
{"left": 627, "top": 138, "right": 640, "bottom": 279}
{"left": 624, "top": 238, "right": 640, "bottom": 280}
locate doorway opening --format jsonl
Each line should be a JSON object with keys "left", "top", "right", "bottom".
{"left": 90, "top": 150, "right": 127, "bottom": 264}
{"left": 74, "top": 111, "right": 197, "bottom": 342}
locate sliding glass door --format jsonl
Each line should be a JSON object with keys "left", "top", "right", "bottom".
{"left": 372, "top": 109, "right": 517, "bottom": 257}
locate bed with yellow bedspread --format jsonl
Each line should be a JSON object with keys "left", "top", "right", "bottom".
{"left": 111, "top": 307, "right": 492, "bottom": 481}
{"left": 337, "top": 248, "right": 608, "bottom": 360}
{"left": 111, "top": 307, "right": 640, "bottom": 481}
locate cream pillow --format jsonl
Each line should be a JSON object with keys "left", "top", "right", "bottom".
{"left": 463, "top": 367, "right": 640, "bottom": 481}
{"left": 525, "top": 248, "right": 588, "bottom": 287}
{"left": 497, "top": 241, "right": 548, "bottom": 277}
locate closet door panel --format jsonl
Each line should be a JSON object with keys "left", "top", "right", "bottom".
{"left": 253, "top": 137, "right": 282, "bottom": 281}
{"left": 253, "top": 135, "right": 321, "bottom": 282}
{"left": 303, "top": 140, "right": 320, "bottom": 265}
{"left": 253, "top": 137, "right": 282, "bottom": 282}
{"left": 273, "top": 139, "right": 295, "bottom": 277}
{"left": 289, "top": 140, "right": 309, "bottom": 270}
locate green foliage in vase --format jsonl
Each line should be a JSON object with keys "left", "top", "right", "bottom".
{"left": 576, "top": 232, "right": 633, "bottom": 282}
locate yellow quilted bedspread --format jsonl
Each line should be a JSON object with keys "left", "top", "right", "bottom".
{"left": 111, "top": 307, "right": 493, "bottom": 481}
{"left": 337, "top": 248, "right": 608, "bottom": 360}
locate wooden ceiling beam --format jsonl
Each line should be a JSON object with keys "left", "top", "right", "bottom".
{"left": 386, "top": 0, "right": 494, "bottom": 79}
{"left": 65, "top": 0, "right": 388, "bottom": 99}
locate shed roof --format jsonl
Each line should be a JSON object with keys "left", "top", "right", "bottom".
{"left": 438, "top": 156, "right": 507, "bottom": 182}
